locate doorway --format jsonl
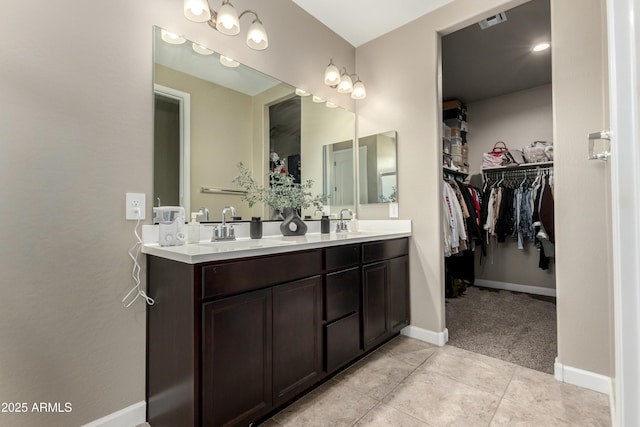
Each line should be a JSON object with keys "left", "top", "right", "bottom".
{"left": 153, "top": 84, "right": 191, "bottom": 215}
{"left": 441, "top": 0, "right": 557, "bottom": 374}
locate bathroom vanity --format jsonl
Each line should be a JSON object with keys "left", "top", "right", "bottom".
{"left": 143, "top": 229, "right": 410, "bottom": 427}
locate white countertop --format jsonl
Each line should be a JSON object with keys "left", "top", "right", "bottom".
{"left": 142, "top": 220, "right": 411, "bottom": 264}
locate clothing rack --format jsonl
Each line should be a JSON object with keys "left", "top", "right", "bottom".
{"left": 482, "top": 163, "right": 553, "bottom": 189}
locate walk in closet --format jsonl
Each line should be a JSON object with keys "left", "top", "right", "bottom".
{"left": 441, "top": 0, "right": 557, "bottom": 373}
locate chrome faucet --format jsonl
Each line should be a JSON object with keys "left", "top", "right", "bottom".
{"left": 336, "top": 208, "right": 353, "bottom": 233}
{"left": 212, "top": 206, "right": 237, "bottom": 241}
{"left": 198, "top": 207, "right": 210, "bottom": 222}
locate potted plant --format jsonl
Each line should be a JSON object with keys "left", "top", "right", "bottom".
{"left": 233, "top": 162, "right": 323, "bottom": 236}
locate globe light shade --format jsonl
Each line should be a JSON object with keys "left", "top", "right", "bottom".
{"left": 337, "top": 73, "right": 353, "bottom": 94}
{"left": 324, "top": 61, "right": 341, "bottom": 86}
{"left": 351, "top": 79, "right": 367, "bottom": 99}
{"left": 216, "top": 1, "right": 240, "bottom": 35}
{"left": 246, "top": 19, "right": 268, "bottom": 50}
{"left": 184, "top": 0, "right": 211, "bottom": 22}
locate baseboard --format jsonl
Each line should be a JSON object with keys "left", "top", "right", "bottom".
{"left": 401, "top": 325, "right": 448, "bottom": 346}
{"left": 475, "top": 279, "right": 556, "bottom": 297}
{"left": 554, "top": 358, "right": 612, "bottom": 395}
{"left": 81, "top": 401, "right": 146, "bottom": 427}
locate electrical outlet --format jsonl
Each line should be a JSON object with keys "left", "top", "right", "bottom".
{"left": 126, "top": 193, "right": 146, "bottom": 220}
{"left": 389, "top": 202, "right": 399, "bottom": 218}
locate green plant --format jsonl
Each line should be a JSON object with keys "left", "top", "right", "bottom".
{"left": 233, "top": 162, "right": 321, "bottom": 211}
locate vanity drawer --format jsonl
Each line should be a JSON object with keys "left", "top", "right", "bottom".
{"left": 325, "top": 244, "right": 360, "bottom": 272}
{"left": 202, "top": 250, "right": 323, "bottom": 299}
{"left": 362, "top": 238, "right": 408, "bottom": 264}
{"left": 325, "top": 312, "right": 361, "bottom": 373}
{"left": 325, "top": 267, "right": 360, "bottom": 322}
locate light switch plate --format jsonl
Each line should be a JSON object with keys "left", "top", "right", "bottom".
{"left": 126, "top": 193, "right": 146, "bottom": 220}
{"left": 389, "top": 202, "right": 399, "bottom": 218}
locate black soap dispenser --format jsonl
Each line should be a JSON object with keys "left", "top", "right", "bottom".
{"left": 250, "top": 217, "right": 263, "bottom": 239}
{"left": 321, "top": 215, "right": 330, "bottom": 234}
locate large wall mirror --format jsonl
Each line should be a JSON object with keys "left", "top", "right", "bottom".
{"left": 358, "top": 130, "right": 398, "bottom": 204}
{"left": 152, "top": 26, "right": 356, "bottom": 221}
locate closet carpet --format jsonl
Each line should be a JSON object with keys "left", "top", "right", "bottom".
{"left": 445, "top": 285, "right": 557, "bottom": 374}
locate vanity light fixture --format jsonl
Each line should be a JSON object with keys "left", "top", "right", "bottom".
{"left": 161, "top": 29, "right": 186, "bottom": 45}
{"left": 183, "top": 0, "right": 269, "bottom": 51}
{"left": 323, "top": 59, "right": 366, "bottom": 99}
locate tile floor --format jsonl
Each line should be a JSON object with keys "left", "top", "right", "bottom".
{"left": 263, "top": 336, "right": 611, "bottom": 427}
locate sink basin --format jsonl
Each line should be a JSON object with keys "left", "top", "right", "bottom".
{"left": 199, "top": 238, "right": 294, "bottom": 252}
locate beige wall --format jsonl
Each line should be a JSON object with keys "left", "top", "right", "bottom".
{"left": 155, "top": 64, "right": 254, "bottom": 218}
{"left": 552, "top": 0, "right": 613, "bottom": 376}
{"left": 468, "top": 84, "right": 556, "bottom": 289}
{"left": 357, "top": 0, "right": 613, "bottom": 377}
{"left": 0, "top": 0, "right": 354, "bottom": 425}
{"left": 356, "top": 0, "right": 530, "bottom": 341}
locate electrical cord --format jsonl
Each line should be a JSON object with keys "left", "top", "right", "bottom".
{"left": 122, "top": 208, "right": 155, "bottom": 307}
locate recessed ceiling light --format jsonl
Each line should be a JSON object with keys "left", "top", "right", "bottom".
{"left": 295, "top": 88, "right": 311, "bottom": 97}
{"left": 532, "top": 42, "right": 551, "bottom": 52}
{"left": 312, "top": 96, "right": 324, "bottom": 103}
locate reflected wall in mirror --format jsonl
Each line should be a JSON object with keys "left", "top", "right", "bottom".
{"left": 358, "top": 130, "right": 398, "bottom": 204}
{"left": 152, "top": 26, "right": 355, "bottom": 220}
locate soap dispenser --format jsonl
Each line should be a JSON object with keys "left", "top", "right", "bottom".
{"left": 187, "top": 211, "right": 202, "bottom": 244}
{"left": 349, "top": 212, "right": 358, "bottom": 232}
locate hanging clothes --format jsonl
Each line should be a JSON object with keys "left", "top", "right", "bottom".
{"left": 480, "top": 167, "right": 554, "bottom": 270}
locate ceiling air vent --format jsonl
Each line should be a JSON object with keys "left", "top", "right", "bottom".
{"left": 478, "top": 12, "right": 507, "bottom": 30}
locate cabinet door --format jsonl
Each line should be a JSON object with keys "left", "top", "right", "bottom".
{"left": 388, "top": 255, "right": 410, "bottom": 333}
{"left": 272, "top": 276, "right": 322, "bottom": 406}
{"left": 202, "top": 288, "right": 272, "bottom": 427}
{"left": 362, "top": 262, "right": 389, "bottom": 351}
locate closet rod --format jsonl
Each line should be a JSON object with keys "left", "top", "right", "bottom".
{"left": 483, "top": 165, "right": 553, "bottom": 188}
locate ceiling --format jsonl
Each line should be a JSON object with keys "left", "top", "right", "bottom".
{"left": 290, "top": 0, "right": 454, "bottom": 48}
{"left": 293, "top": 0, "right": 551, "bottom": 104}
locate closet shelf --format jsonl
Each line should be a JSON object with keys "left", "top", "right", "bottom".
{"left": 443, "top": 166, "right": 469, "bottom": 178}
{"left": 481, "top": 161, "right": 553, "bottom": 173}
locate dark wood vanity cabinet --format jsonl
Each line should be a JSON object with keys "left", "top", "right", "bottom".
{"left": 324, "top": 244, "right": 362, "bottom": 374}
{"left": 202, "top": 288, "right": 273, "bottom": 427}
{"left": 362, "top": 239, "right": 410, "bottom": 351}
{"left": 146, "top": 238, "right": 409, "bottom": 427}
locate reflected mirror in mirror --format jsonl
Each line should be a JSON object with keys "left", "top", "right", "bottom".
{"left": 152, "top": 26, "right": 355, "bottom": 220}
{"left": 358, "top": 130, "right": 398, "bottom": 204}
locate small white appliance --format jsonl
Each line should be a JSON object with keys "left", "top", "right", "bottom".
{"left": 157, "top": 206, "right": 186, "bottom": 247}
